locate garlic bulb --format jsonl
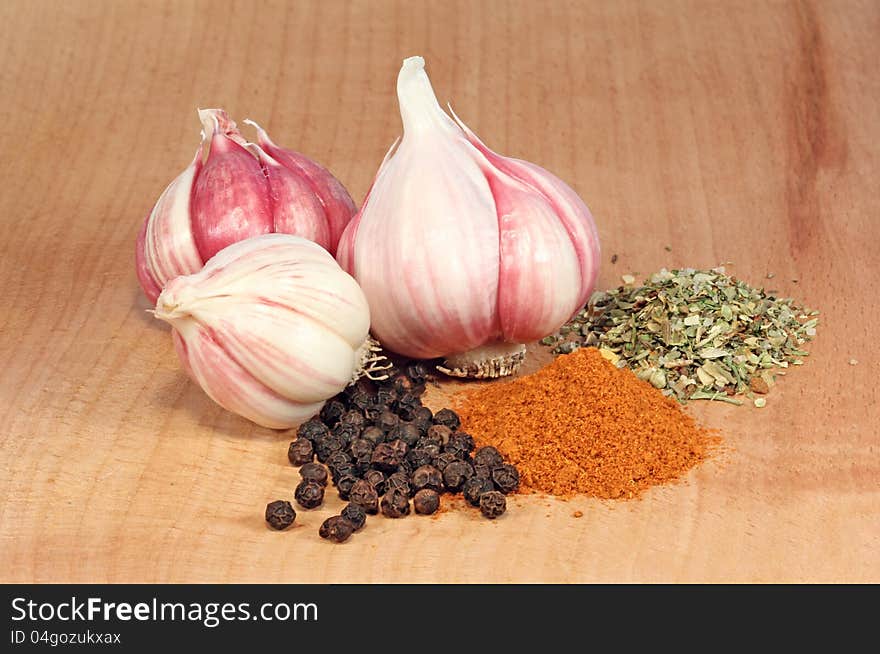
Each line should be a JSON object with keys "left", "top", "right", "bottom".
{"left": 337, "top": 56, "right": 601, "bottom": 378}
{"left": 136, "top": 109, "right": 356, "bottom": 304}
{"left": 154, "top": 234, "right": 375, "bottom": 429}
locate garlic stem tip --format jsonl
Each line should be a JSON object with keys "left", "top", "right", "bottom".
{"left": 402, "top": 55, "right": 425, "bottom": 70}
{"left": 197, "top": 107, "right": 220, "bottom": 134}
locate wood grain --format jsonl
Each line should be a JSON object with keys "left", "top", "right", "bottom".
{"left": 1, "top": 0, "right": 878, "bottom": 583}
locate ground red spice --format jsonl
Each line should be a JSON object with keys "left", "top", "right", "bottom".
{"left": 455, "top": 348, "right": 719, "bottom": 499}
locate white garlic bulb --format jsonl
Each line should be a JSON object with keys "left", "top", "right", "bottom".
{"left": 154, "top": 234, "right": 374, "bottom": 428}
{"left": 337, "top": 56, "right": 600, "bottom": 378}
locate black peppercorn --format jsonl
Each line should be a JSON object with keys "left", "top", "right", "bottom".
{"left": 397, "top": 459, "right": 413, "bottom": 478}
{"left": 410, "top": 406, "right": 433, "bottom": 434}
{"left": 473, "top": 445, "right": 504, "bottom": 469}
{"left": 341, "top": 503, "right": 367, "bottom": 531}
{"left": 319, "top": 400, "right": 346, "bottom": 425}
{"left": 344, "top": 380, "right": 369, "bottom": 399}
{"left": 443, "top": 460, "right": 474, "bottom": 492}
{"left": 287, "top": 438, "right": 314, "bottom": 466}
{"left": 331, "top": 421, "right": 361, "bottom": 444}
{"left": 360, "top": 426, "right": 385, "bottom": 447}
{"left": 376, "top": 386, "right": 398, "bottom": 408}
{"left": 319, "top": 515, "right": 355, "bottom": 543}
{"left": 432, "top": 408, "right": 461, "bottom": 431}
{"left": 297, "top": 418, "right": 330, "bottom": 443}
{"left": 294, "top": 479, "right": 325, "bottom": 509}
{"left": 381, "top": 489, "right": 410, "bottom": 518}
{"left": 391, "top": 373, "right": 415, "bottom": 395}
{"left": 414, "top": 441, "right": 441, "bottom": 458}
{"left": 427, "top": 424, "right": 453, "bottom": 446}
{"left": 386, "top": 471, "right": 412, "bottom": 496}
{"left": 371, "top": 442, "right": 403, "bottom": 472}
{"left": 406, "top": 447, "right": 434, "bottom": 470}
{"left": 324, "top": 451, "right": 350, "bottom": 472}
{"left": 432, "top": 452, "right": 458, "bottom": 473}
{"left": 315, "top": 432, "right": 346, "bottom": 462}
{"left": 348, "top": 479, "right": 379, "bottom": 514}
{"left": 352, "top": 454, "right": 372, "bottom": 477}
{"left": 349, "top": 437, "right": 374, "bottom": 459}
{"left": 444, "top": 432, "right": 475, "bottom": 459}
{"left": 473, "top": 463, "right": 493, "bottom": 480}
{"left": 363, "top": 469, "right": 386, "bottom": 495}
{"left": 340, "top": 410, "right": 367, "bottom": 430}
{"left": 376, "top": 410, "right": 400, "bottom": 433}
{"left": 349, "top": 388, "right": 373, "bottom": 412}
{"left": 395, "top": 391, "right": 420, "bottom": 411}
{"left": 265, "top": 500, "right": 296, "bottom": 530}
{"left": 462, "top": 476, "right": 495, "bottom": 507}
{"left": 479, "top": 491, "right": 507, "bottom": 519}
{"left": 411, "top": 464, "right": 443, "bottom": 493}
{"left": 388, "top": 438, "right": 409, "bottom": 458}
{"left": 413, "top": 489, "right": 440, "bottom": 515}
{"left": 299, "top": 462, "right": 328, "bottom": 486}
{"left": 363, "top": 401, "right": 382, "bottom": 422}
{"left": 336, "top": 474, "right": 359, "bottom": 501}
{"left": 388, "top": 422, "right": 421, "bottom": 448}
{"left": 492, "top": 464, "right": 520, "bottom": 494}
{"left": 417, "top": 430, "right": 442, "bottom": 448}
{"left": 330, "top": 463, "right": 355, "bottom": 484}
{"left": 406, "top": 362, "right": 429, "bottom": 385}
{"left": 325, "top": 450, "right": 352, "bottom": 471}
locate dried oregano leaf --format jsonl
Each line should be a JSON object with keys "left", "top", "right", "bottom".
{"left": 541, "top": 267, "right": 818, "bottom": 405}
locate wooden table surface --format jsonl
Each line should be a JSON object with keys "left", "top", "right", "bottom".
{"left": 1, "top": 0, "right": 878, "bottom": 583}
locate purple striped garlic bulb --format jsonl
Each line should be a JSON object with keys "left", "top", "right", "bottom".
{"left": 337, "top": 56, "right": 601, "bottom": 378}
{"left": 136, "top": 109, "right": 356, "bottom": 304}
{"left": 154, "top": 234, "right": 378, "bottom": 429}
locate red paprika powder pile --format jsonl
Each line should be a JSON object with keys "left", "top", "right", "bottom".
{"left": 455, "top": 348, "right": 719, "bottom": 499}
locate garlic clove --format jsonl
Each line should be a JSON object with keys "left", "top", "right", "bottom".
{"left": 175, "top": 233, "right": 370, "bottom": 349}
{"left": 247, "top": 120, "right": 356, "bottom": 254}
{"left": 195, "top": 302, "right": 360, "bottom": 404}
{"left": 451, "top": 110, "right": 601, "bottom": 310}
{"left": 335, "top": 137, "right": 399, "bottom": 276}
{"left": 255, "top": 146, "right": 331, "bottom": 251}
{"left": 353, "top": 153, "right": 500, "bottom": 359}
{"left": 341, "top": 59, "right": 500, "bottom": 359}
{"left": 136, "top": 144, "right": 204, "bottom": 304}
{"left": 191, "top": 111, "right": 274, "bottom": 261}
{"left": 135, "top": 215, "right": 162, "bottom": 304}
{"left": 171, "top": 319, "right": 324, "bottom": 429}
{"left": 490, "top": 171, "right": 583, "bottom": 341}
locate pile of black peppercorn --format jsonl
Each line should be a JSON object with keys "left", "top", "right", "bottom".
{"left": 265, "top": 361, "right": 520, "bottom": 542}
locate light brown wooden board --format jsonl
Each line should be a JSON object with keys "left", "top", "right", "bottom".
{"left": 1, "top": 0, "right": 877, "bottom": 583}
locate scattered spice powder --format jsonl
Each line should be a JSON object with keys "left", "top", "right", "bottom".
{"left": 455, "top": 348, "right": 719, "bottom": 499}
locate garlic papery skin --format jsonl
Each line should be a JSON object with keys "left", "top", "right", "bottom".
{"left": 136, "top": 109, "right": 357, "bottom": 305}
{"left": 336, "top": 56, "right": 600, "bottom": 377}
{"left": 154, "top": 233, "right": 371, "bottom": 429}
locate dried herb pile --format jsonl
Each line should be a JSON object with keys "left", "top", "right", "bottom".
{"left": 541, "top": 267, "right": 818, "bottom": 406}
{"left": 456, "top": 348, "right": 718, "bottom": 499}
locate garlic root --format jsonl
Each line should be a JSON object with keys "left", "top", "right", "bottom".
{"left": 354, "top": 336, "right": 393, "bottom": 382}
{"left": 437, "top": 343, "right": 527, "bottom": 379}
